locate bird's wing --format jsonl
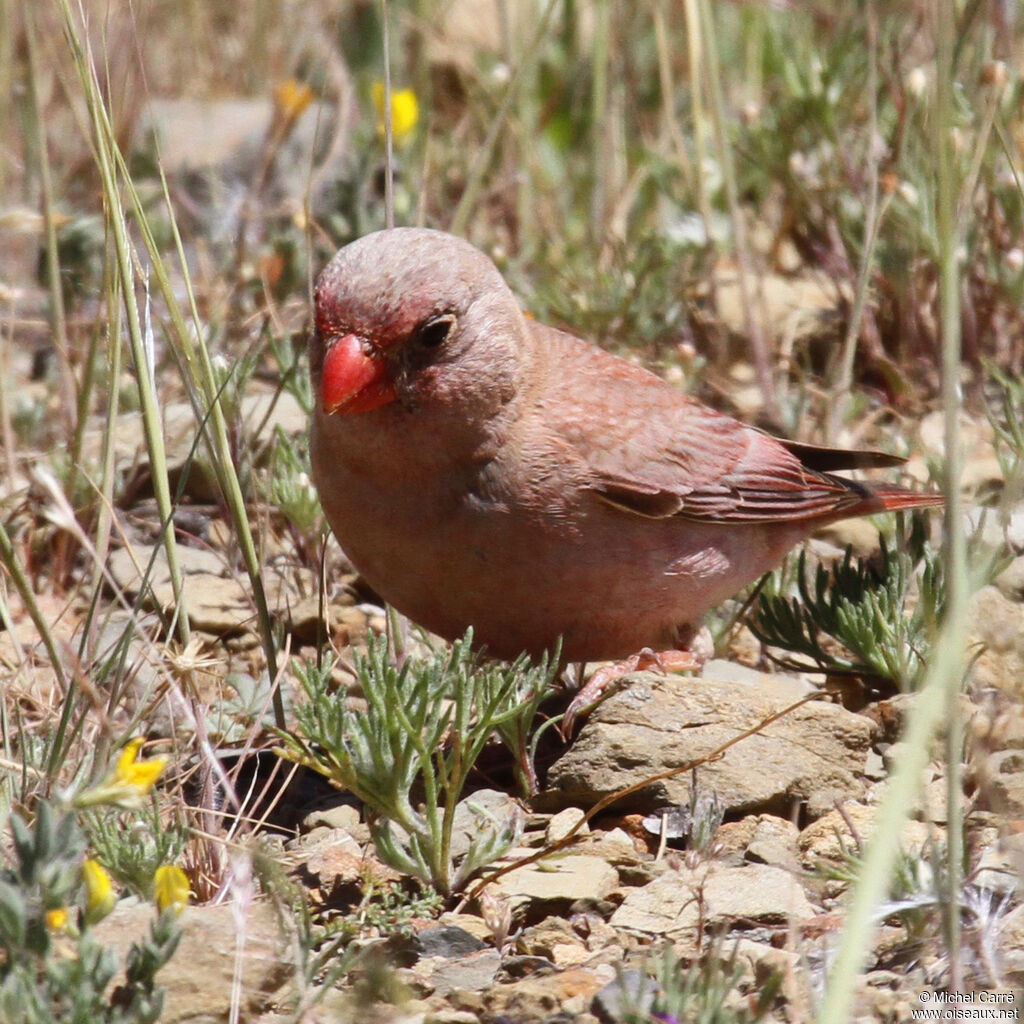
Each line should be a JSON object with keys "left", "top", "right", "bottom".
{"left": 533, "top": 323, "right": 869, "bottom": 524}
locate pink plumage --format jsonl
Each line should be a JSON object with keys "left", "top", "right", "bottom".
{"left": 310, "top": 228, "right": 941, "bottom": 665}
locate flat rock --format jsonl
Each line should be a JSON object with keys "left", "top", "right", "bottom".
{"left": 481, "top": 966, "right": 613, "bottom": 1022}
{"left": 745, "top": 814, "right": 801, "bottom": 870}
{"left": 107, "top": 541, "right": 317, "bottom": 637}
{"left": 969, "top": 585, "right": 1024, "bottom": 693}
{"left": 547, "top": 671, "right": 875, "bottom": 818}
{"left": 798, "top": 801, "right": 932, "bottom": 868}
{"left": 983, "top": 749, "right": 1024, "bottom": 816}
{"left": 610, "top": 862, "right": 815, "bottom": 938}
{"left": 109, "top": 543, "right": 251, "bottom": 634}
{"left": 92, "top": 901, "right": 291, "bottom": 1023}
{"left": 410, "top": 949, "right": 502, "bottom": 997}
{"left": 491, "top": 852, "right": 619, "bottom": 910}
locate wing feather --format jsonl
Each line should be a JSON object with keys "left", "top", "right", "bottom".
{"left": 532, "top": 323, "right": 880, "bottom": 524}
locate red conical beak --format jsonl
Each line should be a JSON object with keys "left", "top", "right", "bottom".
{"left": 320, "top": 333, "right": 398, "bottom": 415}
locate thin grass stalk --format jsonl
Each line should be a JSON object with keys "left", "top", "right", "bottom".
{"left": 141, "top": 163, "right": 285, "bottom": 727}
{"left": 380, "top": 0, "right": 395, "bottom": 229}
{"left": 450, "top": 0, "right": 561, "bottom": 237}
{"left": 0, "top": 579, "right": 28, "bottom": 715}
{"left": 81, "top": 233, "right": 122, "bottom": 664}
{"left": 24, "top": 9, "right": 76, "bottom": 456}
{"left": 654, "top": 1, "right": 694, "bottom": 196}
{"left": 695, "top": 0, "right": 779, "bottom": 423}
{"left": 958, "top": 75, "right": 1002, "bottom": 221}
{"left": 0, "top": 298, "right": 17, "bottom": 495}
{"left": 828, "top": 6, "right": 893, "bottom": 443}
{"left": 60, "top": 3, "right": 284, "bottom": 725}
{"left": 590, "top": 0, "right": 610, "bottom": 245}
{"left": 509, "top": 4, "right": 541, "bottom": 264}
{"left": 55, "top": 0, "right": 191, "bottom": 651}
{"left": 680, "top": 0, "right": 713, "bottom": 247}
{"left": 817, "top": 642, "right": 961, "bottom": 1020}
{"left": 0, "top": 521, "right": 68, "bottom": 698}
{"left": 0, "top": 0, "right": 13, "bottom": 198}
{"left": 819, "top": 0, "right": 969, "bottom": 1014}
{"left": 935, "top": 0, "right": 967, "bottom": 987}
{"left": 79, "top": 241, "right": 124, "bottom": 776}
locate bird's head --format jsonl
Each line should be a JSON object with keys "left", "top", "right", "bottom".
{"left": 311, "top": 228, "right": 526, "bottom": 418}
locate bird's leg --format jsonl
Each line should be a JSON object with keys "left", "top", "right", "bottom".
{"left": 561, "top": 625, "right": 712, "bottom": 737}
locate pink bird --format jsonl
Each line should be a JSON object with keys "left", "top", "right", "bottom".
{"left": 309, "top": 228, "right": 941, "bottom": 722}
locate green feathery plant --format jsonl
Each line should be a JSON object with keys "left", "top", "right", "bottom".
{"left": 278, "top": 630, "right": 559, "bottom": 894}
{"left": 987, "top": 363, "right": 1024, "bottom": 512}
{"left": 750, "top": 514, "right": 943, "bottom": 691}
{"left": 614, "top": 939, "right": 782, "bottom": 1024}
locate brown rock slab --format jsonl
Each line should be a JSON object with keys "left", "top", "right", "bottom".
{"left": 610, "top": 862, "right": 815, "bottom": 938}
{"left": 109, "top": 543, "right": 252, "bottom": 634}
{"left": 482, "top": 966, "right": 612, "bottom": 1022}
{"left": 969, "top": 585, "right": 1024, "bottom": 693}
{"left": 547, "top": 671, "right": 875, "bottom": 818}
{"left": 984, "top": 749, "right": 1024, "bottom": 816}
{"left": 798, "top": 801, "right": 932, "bottom": 868}
{"left": 409, "top": 948, "right": 502, "bottom": 997}
{"left": 745, "top": 814, "right": 800, "bottom": 870}
{"left": 490, "top": 852, "right": 619, "bottom": 910}
{"left": 92, "top": 901, "right": 291, "bottom": 1023}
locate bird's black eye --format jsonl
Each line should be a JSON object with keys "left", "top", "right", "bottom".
{"left": 414, "top": 314, "right": 455, "bottom": 349}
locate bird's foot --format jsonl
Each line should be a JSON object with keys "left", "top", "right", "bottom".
{"left": 561, "top": 644, "right": 704, "bottom": 738}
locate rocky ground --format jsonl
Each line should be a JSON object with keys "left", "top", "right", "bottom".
{"left": 5, "top": 360, "right": 1016, "bottom": 1022}
{"left": 3, "top": 69, "right": 1023, "bottom": 1024}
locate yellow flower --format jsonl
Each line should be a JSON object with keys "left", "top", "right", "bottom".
{"left": 115, "top": 738, "right": 166, "bottom": 790}
{"left": 73, "top": 738, "right": 168, "bottom": 810}
{"left": 274, "top": 78, "right": 314, "bottom": 122}
{"left": 83, "top": 859, "right": 116, "bottom": 924}
{"left": 153, "top": 865, "right": 191, "bottom": 916}
{"left": 45, "top": 907, "right": 69, "bottom": 932}
{"left": 370, "top": 81, "right": 419, "bottom": 143}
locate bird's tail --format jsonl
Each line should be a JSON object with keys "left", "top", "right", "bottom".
{"left": 840, "top": 485, "right": 944, "bottom": 521}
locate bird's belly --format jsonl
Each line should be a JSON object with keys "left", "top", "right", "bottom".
{"left": 317, "top": 460, "right": 804, "bottom": 662}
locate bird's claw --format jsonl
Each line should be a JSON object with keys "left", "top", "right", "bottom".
{"left": 560, "top": 647, "right": 702, "bottom": 738}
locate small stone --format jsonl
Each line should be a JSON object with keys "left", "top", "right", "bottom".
{"left": 417, "top": 924, "right": 488, "bottom": 959}
{"left": 491, "top": 853, "right": 619, "bottom": 910}
{"left": 547, "top": 807, "right": 588, "bottom": 844}
{"left": 814, "top": 516, "right": 883, "bottom": 558}
{"left": 449, "top": 789, "right": 524, "bottom": 864}
{"left": 983, "top": 749, "right": 1024, "bottom": 815}
{"left": 300, "top": 802, "right": 362, "bottom": 834}
{"left": 745, "top": 815, "right": 800, "bottom": 870}
{"left": 591, "top": 969, "right": 657, "bottom": 1023}
{"left": 411, "top": 949, "right": 502, "bottom": 997}
{"left": 579, "top": 827, "right": 647, "bottom": 867}
{"left": 436, "top": 912, "right": 495, "bottom": 945}
{"left": 974, "top": 834, "right": 1024, "bottom": 895}
{"left": 998, "top": 903, "right": 1024, "bottom": 985}
{"left": 482, "top": 967, "right": 611, "bottom": 1021}
{"left": 969, "top": 586, "right": 1024, "bottom": 692}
